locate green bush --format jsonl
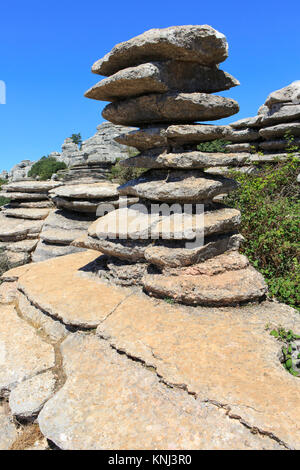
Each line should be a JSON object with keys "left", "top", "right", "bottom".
{"left": 225, "top": 156, "right": 300, "bottom": 310}
{"left": 108, "top": 150, "right": 146, "bottom": 185}
{"left": 28, "top": 156, "right": 67, "bottom": 181}
{"left": 0, "top": 178, "right": 9, "bottom": 207}
{"left": 197, "top": 139, "right": 231, "bottom": 153}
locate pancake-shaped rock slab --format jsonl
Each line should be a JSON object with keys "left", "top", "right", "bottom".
{"left": 2, "top": 181, "right": 61, "bottom": 193}
{"left": 49, "top": 182, "right": 119, "bottom": 200}
{"left": 2, "top": 208, "right": 51, "bottom": 220}
{"left": 18, "top": 250, "right": 136, "bottom": 328}
{"left": 118, "top": 170, "right": 238, "bottom": 202}
{"left": 86, "top": 61, "right": 239, "bottom": 101}
{"left": 92, "top": 25, "right": 229, "bottom": 76}
{"left": 102, "top": 92, "right": 239, "bottom": 126}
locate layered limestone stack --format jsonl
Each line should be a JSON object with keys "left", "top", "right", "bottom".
{"left": 76, "top": 25, "right": 267, "bottom": 305}
{"left": 0, "top": 181, "right": 60, "bottom": 267}
{"left": 55, "top": 123, "right": 136, "bottom": 182}
{"left": 228, "top": 81, "right": 300, "bottom": 160}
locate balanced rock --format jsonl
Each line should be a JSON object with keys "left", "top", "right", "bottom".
{"left": 86, "top": 61, "right": 239, "bottom": 101}
{"left": 103, "top": 92, "right": 239, "bottom": 126}
{"left": 92, "top": 25, "right": 229, "bottom": 76}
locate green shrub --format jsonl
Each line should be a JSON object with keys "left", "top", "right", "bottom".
{"left": 0, "top": 178, "right": 9, "bottom": 207}
{"left": 108, "top": 150, "right": 146, "bottom": 185}
{"left": 28, "top": 156, "right": 67, "bottom": 181}
{"left": 225, "top": 156, "right": 300, "bottom": 310}
{"left": 197, "top": 139, "right": 231, "bottom": 153}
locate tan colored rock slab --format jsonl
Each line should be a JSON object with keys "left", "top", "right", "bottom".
{"left": 18, "top": 291, "right": 69, "bottom": 343}
{"left": 118, "top": 170, "right": 238, "bottom": 202}
{"left": 0, "top": 304, "right": 55, "bottom": 395}
{"left": 102, "top": 92, "right": 239, "bottom": 126}
{"left": 18, "top": 250, "right": 135, "bottom": 328}
{"left": 96, "top": 294, "right": 300, "bottom": 449}
{"left": 92, "top": 25, "right": 229, "bottom": 76}
{"left": 38, "top": 334, "right": 281, "bottom": 450}
{"left": 143, "top": 265, "right": 267, "bottom": 305}
{"left": 7, "top": 201, "right": 54, "bottom": 209}
{"left": 5, "top": 239, "right": 38, "bottom": 253}
{"left": 1, "top": 263, "right": 32, "bottom": 282}
{"left": 3, "top": 181, "right": 61, "bottom": 193}
{"left": 9, "top": 370, "right": 56, "bottom": 419}
{"left": 0, "top": 281, "right": 18, "bottom": 304}
{"left": 5, "top": 250, "right": 30, "bottom": 268}
{"left": 0, "top": 403, "right": 18, "bottom": 450}
{"left": 0, "top": 214, "right": 43, "bottom": 242}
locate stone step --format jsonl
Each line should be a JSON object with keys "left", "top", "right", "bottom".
{"left": 102, "top": 92, "right": 239, "bottom": 126}
{"left": 2, "top": 208, "right": 51, "bottom": 220}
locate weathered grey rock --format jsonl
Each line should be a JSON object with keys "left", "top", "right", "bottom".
{"left": 51, "top": 197, "right": 101, "bottom": 213}
{"left": 225, "top": 143, "right": 256, "bottom": 153}
{"left": 143, "top": 254, "right": 268, "bottom": 305}
{"left": 8, "top": 161, "right": 35, "bottom": 182}
{"left": 86, "top": 61, "right": 239, "bottom": 101}
{"left": 38, "top": 333, "right": 279, "bottom": 450}
{"left": 76, "top": 235, "right": 148, "bottom": 261}
{"left": 259, "top": 122, "right": 300, "bottom": 139}
{"left": 0, "top": 403, "right": 18, "bottom": 450}
{"left": 0, "top": 214, "right": 43, "bottom": 242}
{"left": 0, "top": 304, "right": 55, "bottom": 396}
{"left": 102, "top": 92, "right": 239, "bottom": 126}
{"left": 249, "top": 153, "right": 300, "bottom": 163}
{"left": 41, "top": 209, "right": 95, "bottom": 233}
{"left": 31, "top": 241, "right": 84, "bottom": 263}
{"left": 0, "top": 191, "right": 49, "bottom": 201}
{"left": 40, "top": 229, "right": 86, "bottom": 245}
{"left": 259, "top": 104, "right": 300, "bottom": 127}
{"left": 259, "top": 138, "right": 300, "bottom": 151}
{"left": 144, "top": 233, "right": 244, "bottom": 267}
{"left": 5, "top": 250, "right": 30, "bottom": 268}
{"left": 50, "top": 182, "right": 119, "bottom": 200}
{"left": 230, "top": 115, "right": 263, "bottom": 129}
{"left": 3, "top": 181, "right": 61, "bottom": 193}
{"left": 92, "top": 25, "right": 229, "bottom": 76}
{"left": 2, "top": 208, "right": 51, "bottom": 220}
{"left": 89, "top": 206, "right": 240, "bottom": 240}
{"left": 6, "top": 201, "right": 54, "bottom": 209}
{"left": 116, "top": 124, "right": 259, "bottom": 150}
{"left": 9, "top": 371, "right": 56, "bottom": 419}
{"left": 118, "top": 170, "right": 238, "bottom": 202}
{"left": 264, "top": 81, "right": 300, "bottom": 108}
{"left": 121, "top": 150, "right": 248, "bottom": 169}
{"left": 3, "top": 239, "right": 38, "bottom": 254}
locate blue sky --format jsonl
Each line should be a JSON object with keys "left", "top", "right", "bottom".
{"left": 0, "top": 0, "right": 299, "bottom": 171}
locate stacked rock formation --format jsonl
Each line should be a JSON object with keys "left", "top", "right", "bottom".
{"left": 0, "top": 181, "right": 59, "bottom": 266}
{"left": 78, "top": 25, "right": 267, "bottom": 305}
{"left": 228, "top": 81, "right": 300, "bottom": 158}
{"left": 55, "top": 123, "right": 136, "bottom": 182}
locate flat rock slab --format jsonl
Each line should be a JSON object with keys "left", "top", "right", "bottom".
{"left": 7, "top": 201, "right": 54, "bottom": 209}
{"left": 73, "top": 235, "right": 149, "bottom": 262}
{"left": 264, "top": 81, "right": 300, "bottom": 108}
{"left": 118, "top": 170, "right": 238, "bottom": 202}
{"left": 143, "top": 265, "right": 267, "bottom": 305}
{"left": 86, "top": 61, "right": 239, "bottom": 101}
{"left": 259, "top": 138, "right": 300, "bottom": 151}
{"left": 0, "top": 214, "right": 43, "bottom": 242}
{"left": 52, "top": 197, "right": 101, "bottom": 213}
{"left": 38, "top": 334, "right": 281, "bottom": 450}
{"left": 259, "top": 121, "right": 300, "bottom": 139}
{"left": 2, "top": 208, "right": 50, "bottom": 220}
{"left": 0, "top": 192, "right": 49, "bottom": 201}
{"left": 40, "top": 229, "right": 86, "bottom": 245}
{"left": 2, "top": 181, "right": 61, "bottom": 193}
{"left": 90, "top": 206, "right": 240, "bottom": 240}
{"left": 0, "top": 403, "right": 18, "bottom": 450}
{"left": 9, "top": 370, "right": 56, "bottom": 419}
{"left": 92, "top": 25, "right": 228, "bottom": 76}
{"left": 121, "top": 150, "right": 248, "bottom": 169}
{"left": 0, "top": 304, "right": 55, "bottom": 395}
{"left": 0, "top": 281, "right": 18, "bottom": 304}
{"left": 31, "top": 240, "right": 84, "bottom": 263}
{"left": 259, "top": 104, "right": 300, "bottom": 127}
{"left": 102, "top": 92, "right": 239, "bottom": 126}
{"left": 4, "top": 239, "right": 38, "bottom": 253}
{"left": 18, "top": 250, "right": 136, "bottom": 328}
{"left": 49, "top": 183, "right": 119, "bottom": 200}
{"left": 95, "top": 293, "right": 300, "bottom": 449}
{"left": 116, "top": 124, "right": 258, "bottom": 150}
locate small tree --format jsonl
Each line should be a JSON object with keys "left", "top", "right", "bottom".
{"left": 70, "top": 133, "right": 82, "bottom": 149}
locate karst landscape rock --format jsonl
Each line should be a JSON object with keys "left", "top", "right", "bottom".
{"left": 0, "top": 25, "right": 299, "bottom": 451}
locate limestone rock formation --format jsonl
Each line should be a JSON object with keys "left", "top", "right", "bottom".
{"left": 0, "top": 250, "right": 298, "bottom": 449}
{"left": 228, "top": 81, "right": 300, "bottom": 159}
{"left": 84, "top": 25, "right": 267, "bottom": 305}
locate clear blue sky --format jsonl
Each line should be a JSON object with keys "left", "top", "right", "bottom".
{"left": 0, "top": 0, "right": 299, "bottom": 172}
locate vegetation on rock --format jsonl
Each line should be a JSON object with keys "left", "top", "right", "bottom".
{"left": 226, "top": 156, "right": 299, "bottom": 310}
{"left": 108, "top": 149, "right": 146, "bottom": 184}
{"left": 0, "top": 178, "right": 9, "bottom": 207}
{"left": 197, "top": 139, "right": 230, "bottom": 153}
{"left": 28, "top": 156, "right": 67, "bottom": 181}
{"left": 70, "top": 133, "right": 82, "bottom": 149}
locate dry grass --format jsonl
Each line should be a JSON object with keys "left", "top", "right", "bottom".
{"left": 10, "top": 423, "right": 46, "bottom": 450}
